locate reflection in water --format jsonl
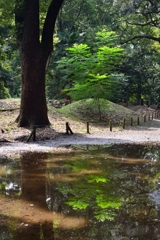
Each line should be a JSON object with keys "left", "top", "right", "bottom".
{"left": 0, "top": 144, "right": 160, "bottom": 239}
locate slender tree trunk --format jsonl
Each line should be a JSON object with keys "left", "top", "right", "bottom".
{"left": 137, "top": 82, "right": 142, "bottom": 105}
{"left": 95, "top": 99, "right": 102, "bottom": 121}
{"left": 125, "top": 86, "right": 129, "bottom": 107}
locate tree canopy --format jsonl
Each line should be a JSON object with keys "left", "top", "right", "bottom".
{"left": 57, "top": 30, "right": 125, "bottom": 102}
{"left": 0, "top": 0, "right": 160, "bottom": 120}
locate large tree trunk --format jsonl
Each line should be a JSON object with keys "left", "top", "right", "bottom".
{"left": 15, "top": 0, "right": 64, "bottom": 127}
{"left": 18, "top": 48, "right": 50, "bottom": 127}
{"left": 16, "top": 0, "right": 49, "bottom": 127}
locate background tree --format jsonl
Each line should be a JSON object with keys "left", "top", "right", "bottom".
{"left": 0, "top": 82, "right": 10, "bottom": 99}
{"left": 0, "top": 2, "right": 20, "bottom": 98}
{"left": 113, "top": 0, "right": 160, "bottom": 105}
{"left": 47, "top": 0, "right": 160, "bottom": 104}
{"left": 113, "top": 0, "right": 160, "bottom": 44}
{"left": 57, "top": 32, "right": 124, "bottom": 95}
{"left": 57, "top": 30, "right": 125, "bottom": 119}
{"left": 1, "top": 0, "right": 160, "bottom": 112}
{"left": 46, "top": 0, "right": 118, "bottom": 99}
{"left": 121, "top": 41, "right": 160, "bottom": 105}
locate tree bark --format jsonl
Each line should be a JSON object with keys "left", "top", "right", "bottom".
{"left": 15, "top": 0, "right": 64, "bottom": 127}
{"left": 18, "top": 47, "right": 50, "bottom": 127}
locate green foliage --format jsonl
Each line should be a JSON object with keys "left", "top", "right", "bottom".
{"left": 114, "top": 0, "right": 160, "bottom": 43}
{"left": 57, "top": 155, "right": 122, "bottom": 222}
{"left": 66, "top": 199, "right": 89, "bottom": 210}
{"left": 121, "top": 42, "right": 160, "bottom": 104}
{"left": 45, "top": 0, "right": 160, "bottom": 106}
{"left": 88, "top": 175, "right": 109, "bottom": 183}
{"left": 0, "top": 0, "right": 159, "bottom": 106}
{"left": 0, "top": 81, "right": 10, "bottom": 99}
{"left": 0, "top": 2, "right": 21, "bottom": 98}
{"left": 0, "top": 50, "right": 21, "bottom": 98}
{"left": 57, "top": 30, "right": 125, "bottom": 102}
{"left": 46, "top": 0, "right": 121, "bottom": 99}
{"left": 95, "top": 31, "right": 119, "bottom": 47}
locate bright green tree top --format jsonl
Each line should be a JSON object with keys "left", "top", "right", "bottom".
{"left": 57, "top": 30, "right": 125, "bottom": 101}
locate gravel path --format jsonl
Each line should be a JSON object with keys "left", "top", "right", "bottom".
{"left": 1, "top": 118, "right": 160, "bottom": 155}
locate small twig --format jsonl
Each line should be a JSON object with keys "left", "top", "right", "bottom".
{"left": 0, "top": 108, "right": 20, "bottom": 112}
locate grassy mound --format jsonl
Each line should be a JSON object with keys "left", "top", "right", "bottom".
{"left": 59, "top": 99, "right": 140, "bottom": 125}
{"left": 0, "top": 98, "right": 155, "bottom": 139}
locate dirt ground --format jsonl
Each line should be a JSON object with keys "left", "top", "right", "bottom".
{"left": 0, "top": 100, "right": 160, "bottom": 156}
{"left": 1, "top": 117, "right": 160, "bottom": 156}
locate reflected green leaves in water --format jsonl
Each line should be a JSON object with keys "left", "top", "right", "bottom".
{"left": 1, "top": 144, "right": 160, "bottom": 239}
{"left": 56, "top": 150, "right": 124, "bottom": 222}
{"left": 59, "top": 170, "right": 121, "bottom": 221}
{"left": 49, "top": 144, "right": 160, "bottom": 227}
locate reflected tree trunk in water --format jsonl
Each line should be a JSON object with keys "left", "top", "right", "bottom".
{"left": 16, "top": 153, "right": 54, "bottom": 240}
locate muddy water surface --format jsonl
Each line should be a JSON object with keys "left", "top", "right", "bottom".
{"left": 1, "top": 144, "right": 160, "bottom": 239}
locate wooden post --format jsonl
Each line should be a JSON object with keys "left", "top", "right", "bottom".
{"left": 27, "top": 125, "right": 36, "bottom": 142}
{"left": 155, "top": 112, "right": 157, "bottom": 119}
{"left": 122, "top": 118, "right": 125, "bottom": 129}
{"left": 131, "top": 117, "right": 133, "bottom": 126}
{"left": 137, "top": 116, "right": 140, "bottom": 125}
{"left": 66, "top": 122, "right": 73, "bottom": 134}
{"left": 144, "top": 115, "right": 146, "bottom": 122}
{"left": 33, "top": 125, "right": 36, "bottom": 141}
{"left": 109, "top": 120, "right": 112, "bottom": 132}
{"left": 87, "top": 122, "right": 90, "bottom": 134}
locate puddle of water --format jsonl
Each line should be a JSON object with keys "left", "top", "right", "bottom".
{"left": 1, "top": 144, "right": 160, "bottom": 239}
